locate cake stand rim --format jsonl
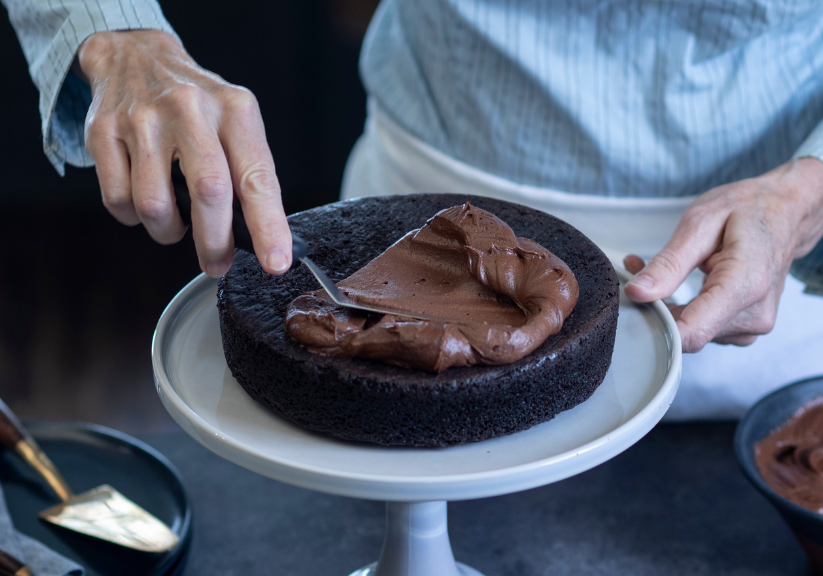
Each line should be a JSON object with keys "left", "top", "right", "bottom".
{"left": 152, "top": 268, "right": 681, "bottom": 501}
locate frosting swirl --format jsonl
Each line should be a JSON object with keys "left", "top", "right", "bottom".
{"left": 285, "top": 203, "right": 579, "bottom": 372}
{"left": 756, "top": 396, "right": 823, "bottom": 514}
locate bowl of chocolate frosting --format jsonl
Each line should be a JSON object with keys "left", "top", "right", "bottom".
{"left": 735, "top": 375, "right": 823, "bottom": 572}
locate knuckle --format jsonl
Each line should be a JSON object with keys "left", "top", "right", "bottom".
{"left": 168, "top": 84, "right": 207, "bottom": 112}
{"left": 126, "top": 104, "right": 156, "bottom": 128}
{"left": 749, "top": 275, "right": 773, "bottom": 301}
{"left": 679, "top": 318, "right": 713, "bottom": 353}
{"left": 684, "top": 331, "right": 710, "bottom": 353}
{"left": 751, "top": 312, "right": 777, "bottom": 336}
{"left": 651, "top": 250, "right": 683, "bottom": 277}
{"left": 191, "top": 173, "right": 232, "bottom": 204}
{"left": 101, "top": 189, "right": 132, "bottom": 212}
{"left": 225, "top": 87, "right": 259, "bottom": 115}
{"left": 241, "top": 166, "right": 280, "bottom": 196}
{"left": 134, "top": 195, "right": 171, "bottom": 222}
{"left": 85, "top": 112, "right": 117, "bottom": 142}
{"left": 84, "top": 116, "right": 120, "bottom": 156}
{"left": 101, "top": 197, "right": 139, "bottom": 226}
{"left": 736, "top": 271, "right": 772, "bottom": 309}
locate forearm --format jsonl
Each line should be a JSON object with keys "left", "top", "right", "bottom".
{"left": 1, "top": 0, "right": 177, "bottom": 173}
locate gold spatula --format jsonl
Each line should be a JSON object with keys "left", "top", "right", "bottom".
{"left": 0, "top": 398, "right": 179, "bottom": 553}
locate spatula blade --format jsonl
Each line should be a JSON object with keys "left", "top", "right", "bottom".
{"left": 300, "top": 256, "right": 454, "bottom": 323}
{"left": 39, "top": 485, "right": 179, "bottom": 553}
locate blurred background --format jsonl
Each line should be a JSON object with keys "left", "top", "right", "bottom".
{"left": 0, "top": 0, "right": 379, "bottom": 433}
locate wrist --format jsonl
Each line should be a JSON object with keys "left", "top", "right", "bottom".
{"left": 76, "top": 30, "right": 183, "bottom": 85}
{"left": 785, "top": 157, "right": 823, "bottom": 257}
{"left": 793, "top": 156, "right": 823, "bottom": 193}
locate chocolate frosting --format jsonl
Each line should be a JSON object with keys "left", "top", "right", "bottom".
{"left": 756, "top": 396, "right": 823, "bottom": 514}
{"left": 285, "top": 203, "right": 579, "bottom": 372}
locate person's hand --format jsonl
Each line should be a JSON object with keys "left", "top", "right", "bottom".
{"left": 76, "top": 30, "right": 291, "bottom": 277}
{"left": 623, "top": 157, "right": 823, "bottom": 353}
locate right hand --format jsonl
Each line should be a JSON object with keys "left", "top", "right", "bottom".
{"left": 77, "top": 30, "right": 291, "bottom": 277}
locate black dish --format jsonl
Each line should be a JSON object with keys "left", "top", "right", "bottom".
{"left": 735, "top": 375, "right": 823, "bottom": 573}
{"left": 0, "top": 420, "right": 192, "bottom": 576}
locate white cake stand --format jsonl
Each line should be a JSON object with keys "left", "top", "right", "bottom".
{"left": 153, "top": 267, "right": 680, "bottom": 576}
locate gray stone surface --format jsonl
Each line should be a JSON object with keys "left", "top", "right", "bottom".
{"left": 142, "top": 423, "right": 813, "bottom": 576}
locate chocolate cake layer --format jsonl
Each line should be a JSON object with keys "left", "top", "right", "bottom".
{"left": 217, "top": 195, "right": 620, "bottom": 447}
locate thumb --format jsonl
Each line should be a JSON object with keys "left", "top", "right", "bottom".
{"left": 624, "top": 211, "right": 723, "bottom": 302}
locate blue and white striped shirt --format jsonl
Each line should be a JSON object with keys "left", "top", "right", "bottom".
{"left": 361, "top": 0, "right": 823, "bottom": 199}
{"left": 3, "top": 0, "right": 823, "bottom": 290}
{"left": 359, "top": 0, "right": 823, "bottom": 290}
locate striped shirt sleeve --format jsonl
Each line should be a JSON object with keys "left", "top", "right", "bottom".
{"left": 791, "top": 123, "right": 823, "bottom": 295}
{"left": 1, "top": 0, "right": 179, "bottom": 174}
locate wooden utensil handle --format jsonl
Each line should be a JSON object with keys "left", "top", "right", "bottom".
{"left": 0, "top": 547, "right": 32, "bottom": 576}
{"left": 0, "top": 397, "right": 27, "bottom": 450}
{"left": 0, "top": 397, "right": 73, "bottom": 502}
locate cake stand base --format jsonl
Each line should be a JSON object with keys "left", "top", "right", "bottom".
{"left": 348, "top": 502, "right": 484, "bottom": 576}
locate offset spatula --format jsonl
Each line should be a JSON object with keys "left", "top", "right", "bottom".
{"left": 0, "top": 398, "right": 179, "bottom": 553}
{"left": 170, "top": 163, "right": 449, "bottom": 322}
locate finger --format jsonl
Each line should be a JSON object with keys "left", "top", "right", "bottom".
{"left": 674, "top": 257, "right": 748, "bottom": 352}
{"left": 710, "top": 292, "right": 779, "bottom": 341}
{"left": 623, "top": 254, "right": 645, "bottom": 275}
{"left": 178, "top": 134, "right": 234, "bottom": 277}
{"left": 699, "top": 246, "right": 724, "bottom": 275}
{"left": 85, "top": 111, "right": 141, "bottom": 226}
{"left": 713, "top": 334, "right": 758, "bottom": 346}
{"left": 129, "top": 115, "right": 186, "bottom": 244}
{"left": 219, "top": 89, "right": 291, "bottom": 274}
{"left": 93, "top": 137, "right": 140, "bottom": 226}
{"left": 669, "top": 298, "right": 758, "bottom": 350}
{"left": 666, "top": 302, "right": 685, "bottom": 321}
{"left": 624, "top": 208, "right": 726, "bottom": 303}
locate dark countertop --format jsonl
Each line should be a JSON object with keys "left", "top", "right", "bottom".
{"left": 139, "top": 422, "right": 812, "bottom": 576}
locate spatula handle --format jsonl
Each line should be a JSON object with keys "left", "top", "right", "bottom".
{"left": 0, "top": 547, "right": 32, "bottom": 576}
{"left": 170, "top": 161, "right": 306, "bottom": 270}
{"left": 0, "top": 397, "right": 27, "bottom": 450}
{"left": 0, "top": 550, "right": 33, "bottom": 576}
{"left": 0, "top": 398, "right": 73, "bottom": 502}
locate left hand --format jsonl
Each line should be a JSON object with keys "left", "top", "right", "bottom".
{"left": 623, "top": 157, "right": 823, "bottom": 353}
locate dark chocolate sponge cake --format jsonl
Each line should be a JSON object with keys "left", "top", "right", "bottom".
{"left": 217, "top": 195, "right": 619, "bottom": 447}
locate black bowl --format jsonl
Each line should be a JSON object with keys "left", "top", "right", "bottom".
{"left": 735, "top": 375, "right": 823, "bottom": 572}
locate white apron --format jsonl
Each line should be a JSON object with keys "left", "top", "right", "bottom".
{"left": 340, "top": 99, "right": 823, "bottom": 420}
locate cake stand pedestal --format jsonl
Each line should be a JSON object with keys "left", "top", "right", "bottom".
{"left": 152, "top": 268, "right": 680, "bottom": 576}
{"left": 349, "top": 501, "right": 481, "bottom": 576}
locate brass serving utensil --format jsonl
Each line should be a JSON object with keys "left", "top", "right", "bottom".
{"left": 0, "top": 398, "right": 179, "bottom": 553}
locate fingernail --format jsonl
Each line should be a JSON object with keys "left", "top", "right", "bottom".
{"left": 266, "top": 247, "right": 290, "bottom": 273}
{"left": 627, "top": 274, "right": 655, "bottom": 290}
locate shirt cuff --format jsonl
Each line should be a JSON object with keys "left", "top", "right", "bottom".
{"left": 793, "top": 118, "right": 823, "bottom": 162}
{"left": 791, "top": 120, "right": 823, "bottom": 296}
{"left": 35, "top": 1, "right": 179, "bottom": 175}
